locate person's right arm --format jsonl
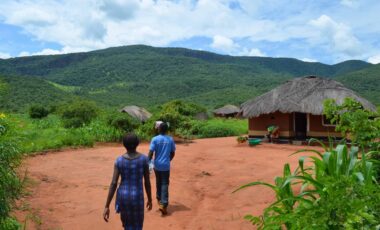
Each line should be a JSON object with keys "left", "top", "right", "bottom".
{"left": 170, "top": 138, "right": 176, "bottom": 161}
{"left": 143, "top": 159, "right": 152, "bottom": 210}
{"left": 103, "top": 164, "right": 120, "bottom": 222}
{"left": 148, "top": 138, "right": 155, "bottom": 160}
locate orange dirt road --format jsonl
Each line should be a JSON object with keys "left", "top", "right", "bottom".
{"left": 16, "top": 137, "right": 318, "bottom": 230}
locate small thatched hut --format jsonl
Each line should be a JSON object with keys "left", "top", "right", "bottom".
{"left": 240, "top": 76, "right": 376, "bottom": 139}
{"left": 120, "top": 105, "right": 152, "bottom": 122}
{"left": 213, "top": 104, "right": 240, "bottom": 118}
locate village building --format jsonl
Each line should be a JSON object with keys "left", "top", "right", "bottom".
{"left": 240, "top": 76, "right": 376, "bottom": 139}
{"left": 120, "top": 105, "right": 152, "bottom": 122}
{"left": 213, "top": 104, "right": 240, "bottom": 118}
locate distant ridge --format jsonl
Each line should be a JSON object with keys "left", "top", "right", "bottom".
{"left": 0, "top": 45, "right": 377, "bottom": 111}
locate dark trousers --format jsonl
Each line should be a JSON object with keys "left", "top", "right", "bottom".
{"left": 154, "top": 170, "right": 170, "bottom": 207}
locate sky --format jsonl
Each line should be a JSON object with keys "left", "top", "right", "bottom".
{"left": 0, "top": 0, "right": 380, "bottom": 64}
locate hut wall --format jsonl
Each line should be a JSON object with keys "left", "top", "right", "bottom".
{"left": 248, "top": 112, "right": 294, "bottom": 137}
{"left": 307, "top": 114, "right": 341, "bottom": 137}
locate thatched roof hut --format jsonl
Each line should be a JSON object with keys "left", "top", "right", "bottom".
{"left": 241, "top": 76, "right": 376, "bottom": 139}
{"left": 213, "top": 104, "right": 240, "bottom": 117}
{"left": 241, "top": 76, "right": 376, "bottom": 118}
{"left": 120, "top": 105, "right": 152, "bottom": 122}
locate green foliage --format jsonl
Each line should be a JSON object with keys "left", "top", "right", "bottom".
{"left": 0, "top": 46, "right": 376, "bottom": 111}
{"left": 0, "top": 75, "right": 76, "bottom": 112}
{"left": 335, "top": 63, "right": 380, "bottom": 105}
{"left": 0, "top": 217, "right": 21, "bottom": 230}
{"left": 60, "top": 101, "right": 98, "bottom": 128}
{"left": 0, "top": 113, "right": 22, "bottom": 228}
{"left": 184, "top": 118, "right": 247, "bottom": 138}
{"left": 29, "top": 104, "right": 49, "bottom": 119}
{"left": 107, "top": 112, "right": 139, "bottom": 133}
{"left": 161, "top": 100, "right": 206, "bottom": 117}
{"left": 235, "top": 142, "right": 380, "bottom": 229}
{"left": 324, "top": 98, "right": 380, "bottom": 149}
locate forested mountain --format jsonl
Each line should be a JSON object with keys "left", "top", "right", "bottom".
{"left": 0, "top": 45, "right": 378, "bottom": 111}
{"left": 335, "top": 63, "right": 380, "bottom": 104}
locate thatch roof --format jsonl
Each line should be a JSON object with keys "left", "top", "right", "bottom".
{"left": 213, "top": 104, "right": 240, "bottom": 115}
{"left": 241, "top": 76, "right": 376, "bottom": 118}
{"left": 120, "top": 105, "right": 152, "bottom": 122}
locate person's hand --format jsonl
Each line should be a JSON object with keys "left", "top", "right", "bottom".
{"left": 103, "top": 207, "right": 110, "bottom": 222}
{"left": 146, "top": 200, "right": 152, "bottom": 211}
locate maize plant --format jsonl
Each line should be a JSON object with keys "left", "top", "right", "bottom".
{"left": 235, "top": 139, "right": 380, "bottom": 229}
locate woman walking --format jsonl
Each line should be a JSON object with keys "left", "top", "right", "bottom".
{"left": 103, "top": 133, "right": 152, "bottom": 230}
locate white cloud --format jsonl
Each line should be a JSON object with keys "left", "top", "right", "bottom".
{"left": 0, "top": 52, "right": 11, "bottom": 59}
{"left": 0, "top": 0, "right": 379, "bottom": 63}
{"left": 239, "top": 48, "right": 266, "bottom": 57}
{"left": 210, "top": 35, "right": 238, "bottom": 52}
{"left": 18, "top": 47, "right": 88, "bottom": 57}
{"left": 367, "top": 54, "right": 380, "bottom": 64}
{"left": 309, "top": 15, "right": 364, "bottom": 60}
{"left": 301, "top": 58, "right": 317, "bottom": 62}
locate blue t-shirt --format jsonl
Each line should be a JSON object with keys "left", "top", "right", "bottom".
{"left": 149, "top": 134, "right": 176, "bottom": 171}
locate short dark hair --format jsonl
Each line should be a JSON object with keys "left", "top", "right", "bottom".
{"left": 123, "top": 133, "right": 140, "bottom": 150}
{"left": 159, "top": 122, "right": 168, "bottom": 134}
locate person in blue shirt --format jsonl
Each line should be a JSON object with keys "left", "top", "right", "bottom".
{"left": 148, "top": 122, "right": 176, "bottom": 215}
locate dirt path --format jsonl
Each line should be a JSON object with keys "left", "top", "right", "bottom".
{"left": 16, "top": 137, "right": 318, "bottom": 230}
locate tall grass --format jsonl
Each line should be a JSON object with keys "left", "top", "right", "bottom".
{"left": 185, "top": 118, "right": 247, "bottom": 138}
{"left": 0, "top": 113, "right": 22, "bottom": 229}
{"left": 9, "top": 114, "right": 123, "bottom": 154}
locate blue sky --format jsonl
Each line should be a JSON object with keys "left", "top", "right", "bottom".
{"left": 1, "top": 0, "right": 380, "bottom": 64}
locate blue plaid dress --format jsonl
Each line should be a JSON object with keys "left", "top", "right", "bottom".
{"left": 115, "top": 154, "right": 148, "bottom": 230}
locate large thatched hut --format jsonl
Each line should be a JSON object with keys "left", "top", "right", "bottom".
{"left": 240, "top": 76, "right": 376, "bottom": 139}
{"left": 213, "top": 104, "right": 240, "bottom": 118}
{"left": 120, "top": 105, "right": 152, "bottom": 122}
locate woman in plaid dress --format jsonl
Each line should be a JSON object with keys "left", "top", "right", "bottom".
{"left": 103, "top": 133, "right": 152, "bottom": 230}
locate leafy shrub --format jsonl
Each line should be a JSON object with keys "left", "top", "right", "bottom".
{"left": 0, "top": 114, "right": 22, "bottom": 228}
{"left": 107, "top": 113, "right": 139, "bottom": 133}
{"left": 324, "top": 98, "right": 380, "bottom": 150}
{"left": 189, "top": 119, "right": 247, "bottom": 138}
{"left": 161, "top": 100, "right": 206, "bottom": 117}
{"left": 235, "top": 141, "right": 380, "bottom": 229}
{"left": 60, "top": 101, "right": 98, "bottom": 128}
{"left": 29, "top": 104, "right": 49, "bottom": 119}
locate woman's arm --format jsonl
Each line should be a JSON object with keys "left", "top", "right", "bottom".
{"left": 143, "top": 161, "right": 153, "bottom": 210}
{"left": 103, "top": 164, "right": 120, "bottom": 222}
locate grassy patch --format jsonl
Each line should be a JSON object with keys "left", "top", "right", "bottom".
{"left": 9, "top": 114, "right": 123, "bottom": 154}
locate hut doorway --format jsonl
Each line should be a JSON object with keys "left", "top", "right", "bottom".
{"left": 294, "top": 112, "right": 307, "bottom": 139}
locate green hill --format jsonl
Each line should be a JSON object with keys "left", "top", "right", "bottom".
{"left": 0, "top": 75, "right": 76, "bottom": 111}
{"left": 0, "top": 45, "right": 377, "bottom": 110}
{"left": 335, "top": 64, "right": 380, "bottom": 104}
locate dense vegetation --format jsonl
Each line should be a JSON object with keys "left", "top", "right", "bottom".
{"left": 0, "top": 113, "right": 22, "bottom": 229}
{"left": 335, "top": 64, "right": 380, "bottom": 105}
{"left": 3, "top": 100, "right": 246, "bottom": 155}
{"left": 0, "top": 75, "right": 75, "bottom": 112}
{"left": 236, "top": 99, "right": 380, "bottom": 229}
{"left": 0, "top": 45, "right": 378, "bottom": 112}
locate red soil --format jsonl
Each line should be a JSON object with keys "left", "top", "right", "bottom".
{"left": 15, "top": 137, "right": 319, "bottom": 230}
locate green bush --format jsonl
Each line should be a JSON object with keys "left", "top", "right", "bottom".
{"left": 29, "top": 104, "right": 49, "bottom": 119}
{"left": 107, "top": 113, "right": 139, "bottom": 133}
{"left": 161, "top": 100, "right": 206, "bottom": 117}
{"left": 60, "top": 101, "right": 98, "bottom": 128}
{"left": 235, "top": 142, "right": 380, "bottom": 229}
{"left": 0, "top": 114, "right": 22, "bottom": 228}
{"left": 1, "top": 217, "right": 21, "bottom": 230}
{"left": 188, "top": 119, "right": 247, "bottom": 138}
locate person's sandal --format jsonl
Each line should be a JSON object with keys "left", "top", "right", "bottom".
{"left": 159, "top": 206, "right": 168, "bottom": 215}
